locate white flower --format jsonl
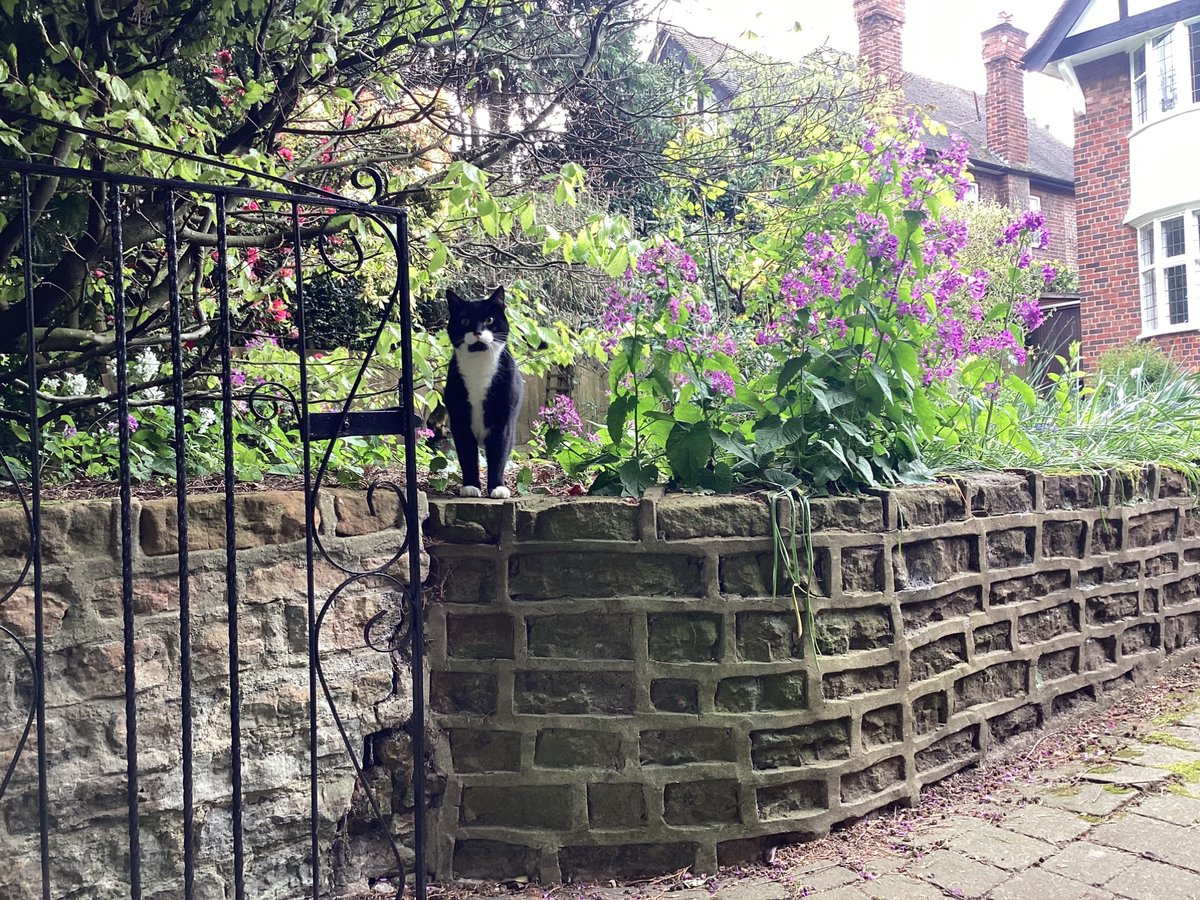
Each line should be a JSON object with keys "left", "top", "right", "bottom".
{"left": 134, "top": 349, "right": 160, "bottom": 382}
{"left": 197, "top": 407, "right": 218, "bottom": 434}
{"left": 42, "top": 377, "right": 61, "bottom": 393}
{"left": 62, "top": 372, "right": 88, "bottom": 395}
{"left": 142, "top": 386, "right": 165, "bottom": 403}
{"left": 106, "top": 358, "right": 117, "bottom": 380}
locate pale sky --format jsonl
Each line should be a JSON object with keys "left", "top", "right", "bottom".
{"left": 661, "top": 0, "right": 1077, "bottom": 144}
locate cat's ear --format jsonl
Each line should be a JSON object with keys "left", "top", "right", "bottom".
{"left": 446, "top": 288, "right": 464, "bottom": 310}
{"left": 487, "top": 286, "right": 506, "bottom": 308}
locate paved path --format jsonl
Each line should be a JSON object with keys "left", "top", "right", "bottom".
{"left": 420, "top": 670, "right": 1200, "bottom": 900}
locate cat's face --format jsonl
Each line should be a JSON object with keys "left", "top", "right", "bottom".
{"left": 446, "top": 287, "right": 509, "bottom": 353}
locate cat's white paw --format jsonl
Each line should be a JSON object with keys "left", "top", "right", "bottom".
{"left": 489, "top": 486, "right": 512, "bottom": 499}
{"left": 459, "top": 486, "right": 482, "bottom": 497}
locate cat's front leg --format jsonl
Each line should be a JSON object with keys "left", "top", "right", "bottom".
{"left": 451, "top": 426, "right": 482, "bottom": 497}
{"left": 484, "top": 426, "right": 515, "bottom": 499}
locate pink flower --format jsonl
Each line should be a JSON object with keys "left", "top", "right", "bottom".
{"left": 277, "top": 146, "right": 294, "bottom": 163}
{"left": 707, "top": 371, "right": 735, "bottom": 397}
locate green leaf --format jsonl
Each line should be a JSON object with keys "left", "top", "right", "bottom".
{"left": 617, "top": 459, "right": 657, "bottom": 497}
{"left": 607, "top": 394, "right": 632, "bottom": 445}
{"left": 753, "top": 417, "right": 807, "bottom": 454}
{"left": 778, "top": 355, "right": 807, "bottom": 391}
{"left": 1006, "top": 373, "right": 1038, "bottom": 407}
{"left": 666, "top": 421, "right": 713, "bottom": 486}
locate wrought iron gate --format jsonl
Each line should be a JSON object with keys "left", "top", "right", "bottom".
{"left": 0, "top": 153, "right": 426, "bottom": 899}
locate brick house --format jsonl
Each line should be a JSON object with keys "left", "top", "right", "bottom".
{"left": 1027, "top": 0, "right": 1200, "bottom": 362}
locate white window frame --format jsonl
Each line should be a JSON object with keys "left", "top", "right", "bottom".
{"left": 1131, "top": 18, "right": 1200, "bottom": 130}
{"left": 1028, "top": 195, "right": 1042, "bottom": 212}
{"left": 1138, "top": 207, "right": 1200, "bottom": 336}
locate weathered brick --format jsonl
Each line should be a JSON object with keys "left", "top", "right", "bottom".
{"left": 1127, "top": 510, "right": 1177, "bottom": 548}
{"left": 902, "top": 587, "right": 982, "bottom": 632}
{"left": 657, "top": 496, "right": 768, "bottom": 539}
{"left": 715, "top": 673, "right": 807, "bottom": 712}
{"left": 434, "top": 554, "right": 497, "bottom": 604}
{"left": 914, "top": 692, "right": 948, "bottom": 735}
{"left": 736, "top": 612, "right": 801, "bottom": 662}
{"left": 814, "top": 606, "right": 893, "bottom": 655}
{"left": 955, "top": 661, "right": 1028, "bottom": 708}
{"left": 892, "top": 485, "right": 967, "bottom": 527}
{"left": 1085, "top": 591, "right": 1139, "bottom": 625}
{"left": 588, "top": 783, "right": 646, "bottom": 829}
{"left": 1120, "top": 623, "right": 1159, "bottom": 656}
{"left": 650, "top": 679, "right": 700, "bottom": 714}
{"left": 973, "top": 620, "right": 1012, "bottom": 655}
{"left": 648, "top": 613, "right": 722, "bottom": 663}
{"left": 510, "top": 552, "right": 702, "bottom": 600}
{"left": 1018, "top": 602, "right": 1079, "bottom": 643}
{"left": 514, "top": 671, "right": 634, "bottom": 715}
{"left": 1037, "top": 647, "right": 1078, "bottom": 683}
{"left": 757, "top": 779, "right": 826, "bottom": 819}
{"left": 987, "top": 528, "right": 1034, "bottom": 569}
{"left": 962, "top": 473, "right": 1034, "bottom": 517}
{"left": 516, "top": 498, "right": 638, "bottom": 542}
{"left": 559, "top": 844, "right": 698, "bottom": 882}
{"left": 989, "top": 705, "right": 1039, "bottom": 742}
{"left": 460, "top": 784, "right": 574, "bottom": 829}
{"left": 805, "top": 495, "right": 885, "bottom": 532}
{"left": 453, "top": 840, "right": 539, "bottom": 880}
{"left": 910, "top": 633, "right": 968, "bottom": 682}
{"left": 1145, "top": 553, "right": 1179, "bottom": 578}
{"left": 663, "top": 779, "right": 740, "bottom": 825}
{"left": 894, "top": 536, "right": 978, "bottom": 591}
{"left": 822, "top": 663, "right": 899, "bottom": 700}
{"left": 1084, "top": 636, "right": 1118, "bottom": 671}
{"left": 429, "top": 500, "right": 504, "bottom": 544}
{"left": 535, "top": 728, "right": 622, "bottom": 768}
{"left": 841, "top": 547, "right": 885, "bottom": 593}
{"left": 841, "top": 757, "right": 904, "bottom": 802}
{"left": 448, "top": 729, "right": 522, "bottom": 773}
{"left": 720, "top": 552, "right": 828, "bottom": 597}
{"left": 990, "top": 570, "right": 1070, "bottom": 606}
{"left": 862, "top": 705, "right": 902, "bottom": 749}
{"left": 527, "top": 614, "right": 633, "bottom": 660}
{"left": 431, "top": 672, "right": 497, "bottom": 715}
{"left": 1091, "top": 518, "right": 1122, "bottom": 554}
{"left": 916, "top": 726, "right": 980, "bottom": 772}
{"left": 1042, "top": 474, "right": 1098, "bottom": 510}
{"left": 750, "top": 719, "right": 850, "bottom": 769}
{"left": 1166, "top": 612, "right": 1200, "bottom": 653}
{"left": 140, "top": 492, "right": 309, "bottom": 555}
{"left": 1163, "top": 574, "right": 1200, "bottom": 607}
{"left": 1041, "top": 520, "right": 1086, "bottom": 559}
{"left": 446, "top": 614, "right": 514, "bottom": 660}
{"left": 1079, "top": 560, "right": 1140, "bottom": 587}
{"left": 640, "top": 728, "right": 736, "bottom": 766}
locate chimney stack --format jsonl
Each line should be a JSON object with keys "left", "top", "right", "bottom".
{"left": 982, "top": 15, "right": 1029, "bottom": 167}
{"left": 853, "top": 0, "right": 906, "bottom": 86}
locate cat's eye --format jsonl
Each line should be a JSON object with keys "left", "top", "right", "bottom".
{"left": 484, "top": 317, "right": 494, "bottom": 325}
{"left": 460, "top": 317, "right": 469, "bottom": 326}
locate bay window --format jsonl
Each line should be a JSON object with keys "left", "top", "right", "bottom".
{"left": 1139, "top": 210, "right": 1200, "bottom": 334}
{"left": 1131, "top": 18, "right": 1200, "bottom": 126}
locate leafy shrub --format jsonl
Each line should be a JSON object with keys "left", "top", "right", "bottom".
{"left": 1096, "top": 341, "right": 1184, "bottom": 388}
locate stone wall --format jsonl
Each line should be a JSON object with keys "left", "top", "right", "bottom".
{"left": 424, "top": 470, "right": 1200, "bottom": 882}
{"left": 0, "top": 489, "right": 422, "bottom": 900}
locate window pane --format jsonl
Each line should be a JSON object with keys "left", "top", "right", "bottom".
{"left": 1163, "top": 215, "right": 1186, "bottom": 257}
{"left": 1191, "top": 23, "right": 1200, "bottom": 103}
{"left": 1140, "top": 224, "right": 1155, "bottom": 267}
{"left": 1167, "top": 263, "right": 1189, "bottom": 325}
{"left": 1134, "top": 46, "right": 1149, "bottom": 123}
{"left": 1155, "top": 31, "right": 1177, "bottom": 112}
{"left": 1143, "top": 270, "right": 1159, "bottom": 330}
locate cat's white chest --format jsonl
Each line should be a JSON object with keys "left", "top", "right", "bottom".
{"left": 455, "top": 344, "right": 501, "bottom": 442}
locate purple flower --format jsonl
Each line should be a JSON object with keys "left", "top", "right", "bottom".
{"left": 967, "top": 270, "right": 990, "bottom": 302}
{"left": 707, "top": 371, "right": 736, "bottom": 397}
{"left": 537, "top": 394, "right": 585, "bottom": 437}
{"left": 1016, "top": 248, "right": 1033, "bottom": 270}
{"left": 1042, "top": 263, "right": 1058, "bottom": 288}
{"left": 416, "top": 427, "right": 434, "bottom": 440}
{"left": 127, "top": 414, "right": 139, "bottom": 432}
{"left": 229, "top": 368, "right": 247, "bottom": 388}
{"left": 1015, "top": 297, "right": 1045, "bottom": 331}
{"left": 63, "top": 424, "right": 77, "bottom": 438}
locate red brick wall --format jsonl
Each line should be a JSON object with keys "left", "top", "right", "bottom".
{"left": 1073, "top": 52, "right": 1142, "bottom": 361}
{"left": 854, "top": 0, "right": 905, "bottom": 84}
{"left": 982, "top": 23, "right": 1030, "bottom": 167}
{"left": 1037, "top": 185, "right": 1078, "bottom": 268}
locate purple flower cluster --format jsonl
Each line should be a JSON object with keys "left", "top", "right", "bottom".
{"left": 538, "top": 394, "right": 585, "bottom": 437}
{"left": 707, "top": 371, "right": 736, "bottom": 397}
{"left": 998, "top": 210, "right": 1050, "bottom": 250}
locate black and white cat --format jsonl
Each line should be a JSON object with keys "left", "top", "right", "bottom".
{"left": 444, "top": 286, "right": 524, "bottom": 499}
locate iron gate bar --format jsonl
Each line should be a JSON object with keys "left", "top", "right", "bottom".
{"left": 305, "top": 408, "right": 424, "bottom": 440}
{"left": 215, "top": 196, "right": 248, "bottom": 900}
{"left": 164, "top": 189, "right": 198, "bottom": 900}
{"left": 109, "top": 183, "right": 145, "bottom": 900}
{"left": 19, "top": 170, "right": 52, "bottom": 900}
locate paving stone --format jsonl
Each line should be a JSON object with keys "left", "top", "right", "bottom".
{"left": 908, "top": 849, "right": 1009, "bottom": 898}
{"left": 859, "top": 874, "right": 945, "bottom": 900}
{"left": 1153, "top": 724, "right": 1200, "bottom": 747}
{"left": 1091, "top": 813, "right": 1200, "bottom": 872}
{"left": 861, "top": 856, "right": 905, "bottom": 876}
{"left": 1120, "top": 742, "right": 1200, "bottom": 770}
{"left": 901, "top": 816, "right": 984, "bottom": 849}
{"left": 712, "top": 880, "right": 788, "bottom": 900}
{"left": 794, "top": 866, "right": 861, "bottom": 891}
{"left": 945, "top": 823, "right": 1057, "bottom": 870}
{"left": 1078, "top": 763, "right": 1173, "bottom": 786}
{"left": 806, "top": 888, "right": 869, "bottom": 900}
{"left": 987, "top": 867, "right": 1115, "bottom": 900}
{"left": 1104, "top": 857, "right": 1200, "bottom": 900}
{"left": 1041, "top": 784, "right": 1135, "bottom": 817}
{"left": 1178, "top": 712, "right": 1200, "bottom": 729}
{"left": 1000, "top": 806, "right": 1092, "bottom": 844}
{"left": 1128, "top": 791, "right": 1200, "bottom": 825}
{"left": 1039, "top": 842, "right": 1139, "bottom": 886}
